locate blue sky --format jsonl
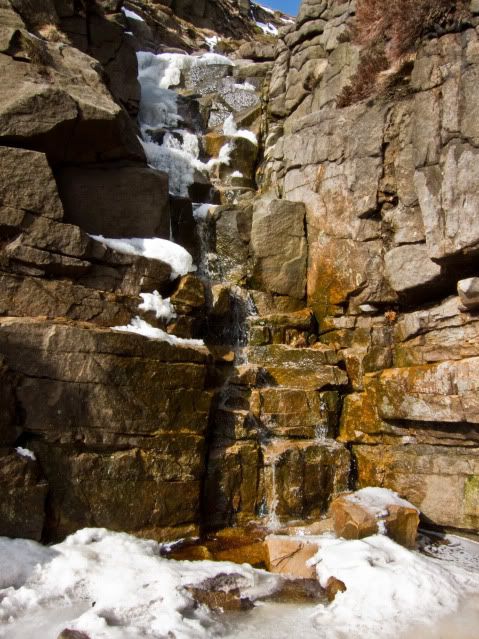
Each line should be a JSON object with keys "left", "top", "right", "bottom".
{"left": 260, "top": 0, "right": 301, "bottom": 17}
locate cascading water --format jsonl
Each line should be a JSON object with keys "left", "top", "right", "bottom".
{"left": 136, "top": 51, "right": 235, "bottom": 198}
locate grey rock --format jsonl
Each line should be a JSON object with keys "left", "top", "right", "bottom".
{"left": 250, "top": 199, "right": 307, "bottom": 299}
{"left": 458, "top": 277, "right": 479, "bottom": 310}
{"left": 384, "top": 244, "right": 442, "bottom": 294}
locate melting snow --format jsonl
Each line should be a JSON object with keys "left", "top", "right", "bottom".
{"left": 89, "top": 235, "right": 196, "bottom": 280}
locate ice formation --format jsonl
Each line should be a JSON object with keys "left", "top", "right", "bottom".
{"left": 137, "top": 51, "right": 236, "bottom": 196}
{"left": 223, "top": 114, "right": 258, "bottom": 145}
{"left": 121, "top": 7, "right": 144, "bottom": 21}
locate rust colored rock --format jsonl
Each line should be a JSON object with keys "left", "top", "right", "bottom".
{"left": 185, "top": 573, "right": 254, "bottom": 611}
{"left": 330, "top": 498, "right": 378, "bottom": 541}
{"left": 57, "top": 630, "right": 91, "bottom": 639}
{"left": 170, "top": 274, "right": 206, "bottom": 309}
{"left": 265, "top": 577, "right": 326, "bottom": 603}
{"left": 326, "top": 577, "right": 347, "bottom": 602}
{"left": 265, "top": 536, "right": 320, "bottom": 578}
{"left": 329, "top": 490, "right": 420, "bottom": 549}
{"left": 354, "top": 445, "right": 479, "bottom": 531}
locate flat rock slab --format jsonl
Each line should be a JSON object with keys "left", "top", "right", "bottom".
{"left": 265, "top": 535, "right": 320, "bottom": 578}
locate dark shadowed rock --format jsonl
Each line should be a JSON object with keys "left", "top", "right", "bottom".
{"left": 57, "top": 165, "right": 170, "bottom": 238}
{"left": 0, "top": 448, "right": 47, "bottom": 540}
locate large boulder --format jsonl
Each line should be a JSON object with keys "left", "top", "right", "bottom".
{"left": 458, "top": 277, "right": 479, "bottom": 311}
{"left": 330, "top": 488, "right": 420, "bottom": 548}
{"left": 0, "top": 29, "right": 142, "bottom": 163}
{"left": 0, "top": 146, "right": 64, "bottom": 222}
{"left": 264, "top": 536, "right": 320, "bottom": 578}
{"left": 0, "top": 318, "right": 212, "bottom": 541}
{"left": 384, "top": 244, "right": 443, "bottom": 295}
{"left": 355, "top": 445, "right": 479, "bottom": 530}
{"left": 250, "top": 199, "right": 307, "bottom": 299}
{"left": 56, "top": 164, "right": 170, "bottom": 238}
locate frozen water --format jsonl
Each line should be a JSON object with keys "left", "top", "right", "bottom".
{"left": 223, "top": 114, "right": 258, "bottom": 145}
{"left": 122, "top": 7, "right": 144, "bottom": 21}
{"left": 14, "top": 447, "right": 36, "bottom": 461}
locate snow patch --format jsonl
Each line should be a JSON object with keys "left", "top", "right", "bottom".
{"left": 1, "top": 529, "right": 479, "bottom": 639}
{"left": 15, "top": 447, "right": 36, "bottom": 461}
{"left": 256, "top": 21, "right": 279, "bottom": 36}
{"left": 310, "top": 534, "right": 479, "bottom": 639}
{"left": 121, "top": 7, "right": 144, "bottom": 21}
{"left": 0, "top": 528, "right": 276, "bottom": 638}
{"left": 89, "top": 235, "right": 195, "bottom": 280}
{"left": 113, "top": 317, "right": 204, "bottom": 347}
{"left": 223, "top": 114, "right": 258, "bottom": 145}
{"left": 193, "top": 203, "right": 218, "bottom": 221}
{"left": 205, "top": 35, "right": 220, "bottom": 51}
{"left": 346, "top": 487, "right": 419, "bottom": 519}
{"left": 138, "top": 291, "right": 176, "bottom": 321}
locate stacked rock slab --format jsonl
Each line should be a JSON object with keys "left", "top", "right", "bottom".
{"left": 260, "top": 0, "right": 479, "bottom": 530}
{"left": 203, "top": 199, "right": 351, "bottom": 529}
{"left": 0, "top": 0, "right": 213, "bottom": 541}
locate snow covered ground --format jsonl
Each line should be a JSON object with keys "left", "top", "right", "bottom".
{"left": 1, "top": 528, "right": 479, "bottom": 639}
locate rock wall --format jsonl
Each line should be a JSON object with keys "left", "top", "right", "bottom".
{"left": 0, "top": 0, "right": 212, "bottom": 541}
{"left": 260, "top": 0, "right": 479, "bottom": 531}
{"left": 1, "top": 0, "right": 479, "bottom": 542}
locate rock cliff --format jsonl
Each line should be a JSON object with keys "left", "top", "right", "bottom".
{"left": 0, "top": 0, "right": 478, "bottom": 543}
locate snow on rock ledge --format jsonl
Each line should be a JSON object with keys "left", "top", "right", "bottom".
{"left": 330, "top": 487, "right": 420, "bottom": 548}
{"left": 89, "top": 235, "right": 196, "bottom": 280}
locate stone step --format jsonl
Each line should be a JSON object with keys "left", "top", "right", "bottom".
{"left": 248, "top": 308, "right": 317, "bottom": 346}
{"left": 246, "top": 344, "right": 341, "bottom": 368}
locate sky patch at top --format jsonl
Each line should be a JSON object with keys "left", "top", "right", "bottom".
{"left": 259, "top": 0, "right": 301, "bottom": 16}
